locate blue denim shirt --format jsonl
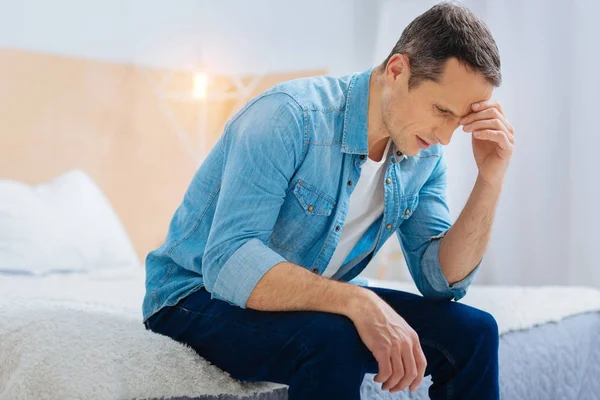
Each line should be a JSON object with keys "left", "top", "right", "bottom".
{"left": 142, "top": 68, "right": 480, "bottom": 322}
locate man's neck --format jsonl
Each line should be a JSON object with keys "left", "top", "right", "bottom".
{"left": 367, "top": 67, "right": 391, "bottom": 162}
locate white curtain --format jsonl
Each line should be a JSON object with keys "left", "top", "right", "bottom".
{"left": 368, "top": 0, "right": 600, "bottom": 288}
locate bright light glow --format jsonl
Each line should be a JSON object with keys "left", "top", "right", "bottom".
{"left": 193, "top": 73, "right": 209, "bottom": 99}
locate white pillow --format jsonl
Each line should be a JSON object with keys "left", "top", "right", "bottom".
{"left": 0, "top": 170, "right": 140, "bottom": 274}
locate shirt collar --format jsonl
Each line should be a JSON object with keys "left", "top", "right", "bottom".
{"left": 341, "top": 67, "right": 405, "bottom": 163}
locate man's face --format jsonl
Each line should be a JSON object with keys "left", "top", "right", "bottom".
{"left": 381, "top": 56, "right": 493, "bottom": 156}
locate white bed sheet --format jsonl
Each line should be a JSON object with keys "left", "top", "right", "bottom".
{"left": 0, "top": 268, "right": 284, "bottom": 400}
{"left": 2, "top": 269, "right": 600, "bottom": 400}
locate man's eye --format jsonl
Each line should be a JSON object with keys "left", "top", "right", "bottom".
{"left": 435, "top": 106, "right": 448, "bottom": 114}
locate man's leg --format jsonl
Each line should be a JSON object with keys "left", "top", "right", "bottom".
{"left": 146, "top": 287, "right": 373, "bottom": 400}
{"left": 146, "top": 286, "right": 499, "bottom": 399}
{"left": 368, "top": 286, "right": 500, "bottom": 399}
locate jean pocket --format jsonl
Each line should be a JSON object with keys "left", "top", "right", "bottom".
{"left": 270, "top": 180, "right": 336, "bottom": 253}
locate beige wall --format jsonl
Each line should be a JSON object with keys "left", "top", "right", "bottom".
{"left": 0, "top": 47, "right": 325, "bottom": 260}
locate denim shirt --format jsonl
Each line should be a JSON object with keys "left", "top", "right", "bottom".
{"left": 142, "top": 68, "right": 480, "bottom": 321}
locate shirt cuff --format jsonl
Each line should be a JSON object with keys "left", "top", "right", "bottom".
{"left": 212, "top": 238, "right": 286, "bottom": 308}
{"left": 421, "top": 231, "right": 481, "bottom": 301}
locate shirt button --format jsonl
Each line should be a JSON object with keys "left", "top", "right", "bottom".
{"left": 308, "top": 205, "right": 314, "bottom": 212}
{"left": 386, "top": 178, "right": 392, "bottom": 184}
{"left": 396, "top": 150, "right": 403, "bottom": 157}
{"left": 386, "top": 224, "right": 392, "bottom": 230}
{"left": 311, "top": 267, "right": 319, "bottom": 274}
{"left": 359, "top": 155, "right": 366, "bottom": 160}
{"left": 347, "top": 180, "right": 353, "bottom": 186}
{"left": 335, "top": 225, "right": 340, "bottom": 232}
{"left": 405, "top": 209, "right": 410, "bottom": 215}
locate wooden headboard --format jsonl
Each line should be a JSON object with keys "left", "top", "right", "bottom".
{"left": 0, "top": 47, "right": 326, "bottom": 260}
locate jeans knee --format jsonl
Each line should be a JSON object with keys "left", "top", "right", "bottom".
{"left": 457, "top": 306, "right": 500, "bottom": 364}
{"left": 436, "top": 303, "right": 499, "bottom": 364}
{"left": 474, "top": 310, "right": 500, "bottom": 351}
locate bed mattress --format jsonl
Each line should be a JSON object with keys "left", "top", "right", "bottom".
{"left": 1, "top": 270, "right": 599, "bottom": 400}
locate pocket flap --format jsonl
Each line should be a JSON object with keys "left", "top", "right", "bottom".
{"left": 399, "top": 194, "right": 419, "bottom": 219}
{"left": 293, "top": 181, "right": 335, "bottom": 216}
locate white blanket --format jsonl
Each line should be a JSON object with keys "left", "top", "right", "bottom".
{"left": 367, "top": 278, "right": 600, "bottom": 333}
{"left": 0, "top": 268, "right": 285, "bottom": 400}
{"left": 1, "top": 269, "right": 600, "bottom": 400}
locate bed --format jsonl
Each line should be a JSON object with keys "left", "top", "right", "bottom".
{"left": 363, "top": 281, "right": 600, "bottom": 400}
{"left": 2, "top": 171, "right": 600, "bottom": 400}
{"left": 2, "top": 270, "right": 600, "bottom": 400}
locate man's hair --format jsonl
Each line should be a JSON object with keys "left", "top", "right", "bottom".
{"left": 383, "top": 1, "right": 501, "bottom": 89}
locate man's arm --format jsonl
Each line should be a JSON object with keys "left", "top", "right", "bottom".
{"left": 443, "top": 99, "right": 515, "bottom": 283}
{"left": 246, "top": 261, "right": 362, "bottom": 313}
{"left": 397, "top": 151, "right": 480, "bottom": 301}
{"left": 399, "top": 100, "right": 514, "bottom": 300}
{"left": 438, "top": 177, "right": 501, "bottom": 284}
{"left": 196, "top": 92, "right": 306, "bottom": 307}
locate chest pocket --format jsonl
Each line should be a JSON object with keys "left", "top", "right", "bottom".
{"left": 399, "top": 194, "right": 419, "bottom": 220}
{"left": 270, "top": 180, "right": 335, "bottom": 253}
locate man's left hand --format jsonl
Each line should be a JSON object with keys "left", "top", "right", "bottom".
{"left": 460, "top": 100, "right": 515, "bottom": 187}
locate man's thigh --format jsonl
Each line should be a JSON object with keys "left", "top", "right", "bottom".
{"left": 146, "top": 287, "right": 374, "bottom": 384}
{"left": 147, "top": 285, "right": 491, "bottom": 383}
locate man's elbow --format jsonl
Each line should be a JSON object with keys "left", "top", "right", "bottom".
{"left": 418, "top": 284, "right": 455, "bottom": 301}
{"left": 415, "top": 274, "right": 470, "bottom": 302}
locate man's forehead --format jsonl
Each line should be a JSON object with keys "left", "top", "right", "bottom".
{"left": 434, "top": 58, "right": 494, "bottom": 116}
{"left": 436, "top": 85, "right": 493, "bottom": 118}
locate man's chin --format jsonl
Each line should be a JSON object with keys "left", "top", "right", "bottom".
{"left": 402, "top": 147, "right": 421, "bottom": 157}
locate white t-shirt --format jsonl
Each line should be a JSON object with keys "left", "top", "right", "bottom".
{"left": 322, "top": 138, "right": 392, "bottom": 278}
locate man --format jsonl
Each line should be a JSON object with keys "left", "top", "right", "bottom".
{"left": 143, "top": 2, "right": 513, "bottom": 399}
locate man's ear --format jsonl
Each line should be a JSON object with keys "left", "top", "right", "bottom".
{"left": 386, "top": 54, "right": 411, "bottom": 83}
{"left": 385, "top": 54, "right": 411, "bottom": 88}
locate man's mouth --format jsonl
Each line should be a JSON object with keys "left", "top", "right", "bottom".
{"left": 417, "top": 136, "right": 431, "bottom": 149}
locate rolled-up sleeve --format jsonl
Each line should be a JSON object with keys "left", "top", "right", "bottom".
{"left": 201, "top": 93, "right": 306, "bottom": 308}
{"left": 397, "top": 151, "right": 480, "bottom": 301}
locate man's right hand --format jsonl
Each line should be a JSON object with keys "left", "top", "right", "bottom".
{"left": 246, "top": 263, "right": 427, "bottom": 392}
{"left": 348, "top": 289, "right": 427, "bottom": 393}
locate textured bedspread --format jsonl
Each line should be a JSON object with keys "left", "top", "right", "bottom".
{"left": 1, "top": 269, "right": 600, "bottom": 400}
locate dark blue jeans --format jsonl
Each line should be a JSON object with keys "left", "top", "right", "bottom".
{"left": 145, "top": 285, "right": 499, "bottom": 399}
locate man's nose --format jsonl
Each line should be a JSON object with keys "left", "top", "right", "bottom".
{"left": 434, "top": 128, "right": 453, "bottom": 146}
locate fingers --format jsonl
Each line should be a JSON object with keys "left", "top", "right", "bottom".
{"left": 461, "top": 108, "right": 514, "bottom": 134}
{"left": 460, "top": 101, "right": 515, "bottom": 135}
{"left": 382, "top": 348, "right": 404, "bottom": 391}
{"left": 409, "top": 341, "right": 427, "bottom": 392}
{"left": 461, "top": 99, "right": 515, "bottom": 155}
{"left": 463, "top": 118, "right": 510, "bottom": 136}
{"left": 472, "top": 130, "right": 513, "bottom": 150}
{"left": 472, "top": 99, "right": 504, "bottom": 115}
{"left": 390, "top": 344, "right": 417, "bottom": 393}
{"left": 380, "top": 331, "right": 425, "bottom": 394}
{"left": 373, "top": 351, "right": 393, "bottom": 384}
